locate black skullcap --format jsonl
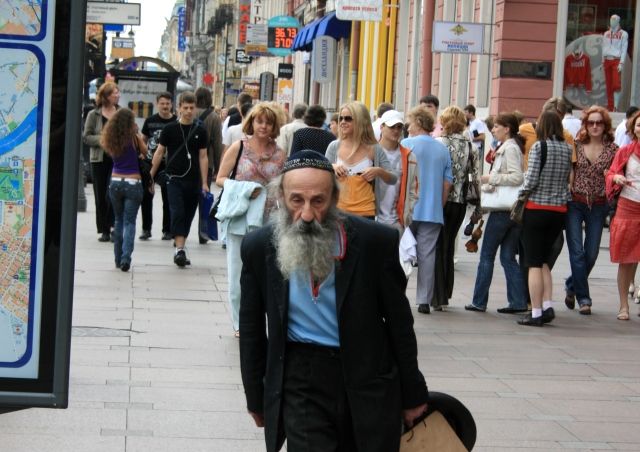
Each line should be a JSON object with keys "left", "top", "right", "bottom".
{"left": 281, "top": 150, "right": 335, "bottom": 174}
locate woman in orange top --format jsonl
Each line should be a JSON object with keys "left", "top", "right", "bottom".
{"left": 325, "top": 101, "right": 397, "bottom": 218}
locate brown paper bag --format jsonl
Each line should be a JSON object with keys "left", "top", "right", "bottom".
{"left": 399, "top": 411, "right": 468, "bottom": 452}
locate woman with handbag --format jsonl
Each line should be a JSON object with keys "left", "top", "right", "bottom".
{"left": 564, "top": 106, "right": 618, "bottom": 316}
{"left": 83, "top": 82, "right": 120, "bottom": 242}
{"left": 216, "top": 102, "right": 286, "bottom": 337}
{"left": 465, "top": 112, "right": 527, "bottom": 314}
{"left": 606, "top": 109, "right": 640, "bottom": 320}
{"left": 432, "top": 106, "right": 481, "bottom": 310}
{"left": 516, "top": 110, "right": 573, "bottom": 326}
{"left": 100, "top": 108, "right": 146, "bottom": 272}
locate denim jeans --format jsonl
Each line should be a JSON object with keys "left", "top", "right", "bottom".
{"left": 564, "top": 201, "right": 608, "bottom": 307}
{"left": 109, "top": 179, "right": 143, "bottom": 266}
{"left": 472, "top": 211, "right": 526, "bottom": 310}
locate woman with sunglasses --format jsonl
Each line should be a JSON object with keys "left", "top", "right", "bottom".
{"left": 325, "top": 101, "right": 397, "bottom": 219}
{"left": 564, "top": 107, "right": 618, "bottom": 316}
{"left": 606, "top": 110, "right": 640, "bottom": 320}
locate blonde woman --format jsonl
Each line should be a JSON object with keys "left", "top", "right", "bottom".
{"left": 325, "top": 101, "right": 397, "bottom": 219}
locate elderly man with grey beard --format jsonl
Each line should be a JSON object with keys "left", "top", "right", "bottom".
{"left": 239, "top": 151, "right": 428, "bottom": 452}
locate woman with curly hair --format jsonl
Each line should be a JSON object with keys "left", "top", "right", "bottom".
{"left": 325, "top": 101, "right": 397, "bottom": 218}
{"left": 84, "top": 82, "right": 120, "bottom": 242}
{"left": 564, "top": 106, "right": 618, "bottom": 315}
{"left": 100, "top": 108, "right": 147, "bottom": 272}
{"left": 606, "top": 109, "right": 640, "bottom": 320}
{"left": 432, "top": 106, "right": 481, "bottom": 310}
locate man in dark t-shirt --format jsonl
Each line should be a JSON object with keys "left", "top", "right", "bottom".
{"left": 150, "top": 92, "right": 209, "bottom": 267}
{"left": 140, "top": 91, "right": 177, "bottom": 241}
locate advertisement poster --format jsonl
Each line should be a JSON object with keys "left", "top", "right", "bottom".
{"left": 0, "top": 0, "right": 55, "bottom": 379}
{"left": 117, "top": 79, "right": 169, "bottom": 130}
{"left": 277, "top": 79, "right": 293, "bottom": 104}
{"left": 336, "top": 0, "right": 383, "bottom": 22}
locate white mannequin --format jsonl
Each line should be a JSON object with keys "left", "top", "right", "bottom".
{"left": 602, "top": 15, "right": 629, "bottom": 111}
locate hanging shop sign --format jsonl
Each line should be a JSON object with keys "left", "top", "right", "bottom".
{"left": 238, "top": 0, "right": 251, "bottom": 44}
{"left": 178, "top": 6, "right": 186, "bottom": 52}
{"left": 336, "top": 0, "right": 383, "bottom": 22}
{"left": 432, "top": 21, "right": 485, "bottom": 55}
{"left": 311, "top": 36, "right": 336, "bottom": 84}
{"left": 277, "top": 79, "right": 293, "bottom": 104}
{"left": 267, "top": 15, "right": 298, "bottom": 57}
{"left": 251, "top": 0, "right": 265, "bottom": 24}
{"left": 259, "top": 72, "right": 275, "bottom": 101}
{"left": 111, "top": 37, "right": 134, "bottom": 59}
{"left": 278, "top": 63, "right": 294, "bottom": 79}
{"left": 246, "top": 24, "right": 270, "bottom": 57}
{"left": 243, "top": 82, "right": 260, "bottom": 99}
{"left": 236, "top": 49, "right": 252, "bottom": 64}
{"left": 86, "top": 2, "right": 141, "bottom": 25}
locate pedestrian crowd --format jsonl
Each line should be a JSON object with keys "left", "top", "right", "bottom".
{"left": 83, "top": 82, "right": 640, "bottom": 450}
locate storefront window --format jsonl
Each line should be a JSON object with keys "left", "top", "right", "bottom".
{"left": 563, "top": 0, "right": 636, "bottom": 111}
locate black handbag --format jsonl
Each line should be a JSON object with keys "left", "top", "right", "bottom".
{"left": 134, "top": 136, "right": 153, "bottom": 191}
{"left": 209, "top": 141, "right": 244, "bottom": 221}
{"left": 462, "top": 142, "right": 480, "bottom": 206}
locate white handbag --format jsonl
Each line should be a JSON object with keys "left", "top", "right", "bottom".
{"left": 481, "top": 154, "right": 522, "bottom": 211}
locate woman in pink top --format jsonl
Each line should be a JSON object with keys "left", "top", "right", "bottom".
{"left": 217, "top": 102, "right": 286, "bottom": 337}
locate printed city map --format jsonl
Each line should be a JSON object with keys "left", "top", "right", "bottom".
{"left": 0, "top": 0, "right": 42, "bottom": 366}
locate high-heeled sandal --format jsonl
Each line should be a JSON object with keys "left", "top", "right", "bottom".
{"left": 617, "top": 308, "right": 630, "bottom": 321}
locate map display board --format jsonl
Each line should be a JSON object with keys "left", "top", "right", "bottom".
{"left": 0, "top": 0, "right": 54, "bottom": 379}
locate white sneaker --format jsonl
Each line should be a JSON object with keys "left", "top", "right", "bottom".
{"left": 630, "top": 283, "right": 636, "bottom": 296}
{"left": 634, "top": 288, "right": 640, "bottom": 304}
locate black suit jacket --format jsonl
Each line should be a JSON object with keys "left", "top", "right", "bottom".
{"left": 239, "top": 214, "right": 428, "bottom": 452}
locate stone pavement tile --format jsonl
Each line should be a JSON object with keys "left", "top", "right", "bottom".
{"left": 609, "top": 443, "right": 640, "bottom": 450}
{"left": 501, "top": 379, "right": 637, "bottom": 397}
{"left": 73, "top": 310, "right": 134, "bottom": 321}
{"left": 133, "top": 289, "right": 215, "bottom": 301}
{"left": 130, "top": 386, "right": 246, "bottom": 411}
{"left": 133, "top": 273, "right": 218, "bottom": 283}
{"left": 559, "top": 420, "right": 640, "bottom": 443}
{"left": 129, "top": 332, "right": 222, "bottom": 349}
{"left": 69, "top": 383, "right": 130, "bottom": 403}
{"left": 426, "top": 376, "right": 513, "bottom": 392}
{"left": 130, "top": 348, "right": 239, "bottom": 367}
{"left": 132, "top": 299, "right": 226, "bottom": 311}
{"left": 150, "top": 381, "right": 240, "bottom": 390}
{"left": 453, "top": 344, "right": 574, "bottom": 361}
{"left": 131, "top": 280, "right": 218, "bottom": 291}
{"left": 131, "top": 310, "right": 231, "bottom": 324}
{"left": 621, "top": 383, "right": 640, "bottom": 395}
{"left": 69, "top": 348, "right": 129, "bottom": 366}
{"left": 476, "top": 361, "right": 606, "bottom": 378}
{"left": 125, "top": 437, "right": 264, "bottom": 452}
{"left": 130, "top": 320, "right": 234, "bottom": 335}
{"left": 0, "top": 433, "right": 124, "bottom": 452}
{"left": 563, "top": 348, "right": 640, "bottom": 362}
{"left": 528, "top": 398, "right": 640, "bottom": 418}
{"left": 126, "top": 410, "right": 261, "bottom": 440}
{"left": 130, "top": 366, "right": 241, "bottom": 385}
{"left": 420, "top": 358, "right": 487, "bottom": 375}
{"left": 73, "top": 298, "right": 133, "bottom": 309}
{"left": 0, "top": 407, "right": 126, "bottom": 431}
{"left": 474, "top": 419, "right": 579, "bottom": 441}
{"left": 132, "top": 265, "right": 214, "bottom": 275}
{"left": 589, "top": 363, "right": 640, "bottom": 378}
{"left": 70, "top": 364, "right": 132, "bottom": 381}
{"left": 458, "top": 396, "right": 543, "bottom": 415}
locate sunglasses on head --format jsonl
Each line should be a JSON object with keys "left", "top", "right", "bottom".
{"left": 587, "top": 120, "right": 604, "bottom": 127}
{"left": 339, "top": 115, "right": 353, "bottom": 122}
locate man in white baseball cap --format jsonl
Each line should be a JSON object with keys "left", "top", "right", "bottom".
{"left": 376, "top": 110, "right": 420, "bottom": 236}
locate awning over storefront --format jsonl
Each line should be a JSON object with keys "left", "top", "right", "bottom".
{"left": 291, "top": 11, "right": 352, "bottom": 52}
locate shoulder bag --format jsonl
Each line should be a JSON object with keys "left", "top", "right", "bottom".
{"left": 510, "top": 140, "right": 547, "bottom": 224}
{"left": 134, "top": 136, "right": 153, "bottom": 191}
{"left": 209, "top": 140, "right": 244, "bottom": 221}
{"left": 480, "top": 148, "right": 522, "bottom": 211}
{"left": 462, "top": 142, "right": 480, "bottom": 206}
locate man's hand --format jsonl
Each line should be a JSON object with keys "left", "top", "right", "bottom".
{"left": 248, "top": 409, "right": 264, "bottom": 427}
{"left": 403, "top": 403, "right": 427, "bottom": 428}
{"left": 618, "top": 63, "right": 624, "bottom": 73}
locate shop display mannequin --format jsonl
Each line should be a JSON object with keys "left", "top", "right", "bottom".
{"left": 602, "top": 15, "right": 628, "bottom": 112}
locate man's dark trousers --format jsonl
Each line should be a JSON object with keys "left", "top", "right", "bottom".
{"left": 165, "top": 177, "right": 199, "bottom": 238}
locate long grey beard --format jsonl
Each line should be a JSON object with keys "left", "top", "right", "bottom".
{"left": 271, "top": 204, "right": 343, "bottom": 284}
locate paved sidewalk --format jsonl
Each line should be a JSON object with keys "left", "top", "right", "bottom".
{"left": 2, "top": 188, "right": 640, "bottom": 451}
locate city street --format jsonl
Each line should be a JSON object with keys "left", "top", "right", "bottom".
{"left": 1, "top": 186, "right": 640, "bottom": 451}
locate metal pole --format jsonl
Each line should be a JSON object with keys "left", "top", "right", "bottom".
{"left": 222, "top": 23, "right": 229, "bottom": 107}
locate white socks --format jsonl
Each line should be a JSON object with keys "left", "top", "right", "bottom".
{"left": 542, "top": 300, "right": 553, "bottom": 310}
{"left": 532, "top": 308, "right": 543, "bottom": 318}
